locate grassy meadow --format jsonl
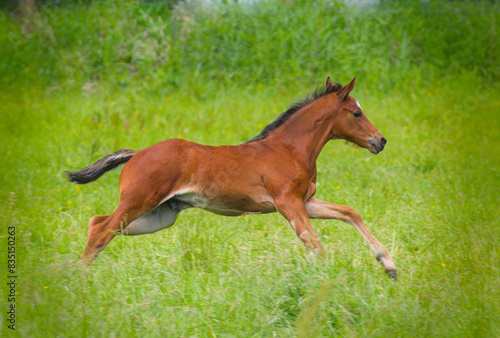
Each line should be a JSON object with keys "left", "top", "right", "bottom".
{"left": 1, "top": 0, "right": 499, "bottom": 336}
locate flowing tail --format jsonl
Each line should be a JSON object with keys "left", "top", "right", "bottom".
{"left": 65, "top": 149, "right": 136, "bottom": 184}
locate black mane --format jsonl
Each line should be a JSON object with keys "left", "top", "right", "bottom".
{"left": 246, "top": 81, "right": 343, "bottom": 143}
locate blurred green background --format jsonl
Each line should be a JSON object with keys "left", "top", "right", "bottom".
{"left": 0, "top": 0, "right": 499, "bottom": 336}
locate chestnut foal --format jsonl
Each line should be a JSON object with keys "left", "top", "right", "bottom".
{"left": 67, "top": 77, "right": 397, "bottom": 278}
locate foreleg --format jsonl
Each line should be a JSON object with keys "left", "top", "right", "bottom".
{"left": 305, "top": 198, "right": 397, "bottom": 278}
{"left": 274, "top": 197, "right": 324, "bottom": 254}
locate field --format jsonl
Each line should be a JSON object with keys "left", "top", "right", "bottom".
{"left": 1, "top": 0, "right": 499, "bottom": 336}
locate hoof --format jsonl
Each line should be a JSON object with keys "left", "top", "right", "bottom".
{"left": 79, "top": 257, "right": 92, "bottom": 266}
{"left": 386, "top": 269, "right": 397, "bottom": 280}
{"left": 79, "top": 253, "right": 96, "bottom": 266}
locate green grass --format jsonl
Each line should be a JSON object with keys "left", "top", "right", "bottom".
{"left": 1, "top": 0, "right": 499, "bottom": 337}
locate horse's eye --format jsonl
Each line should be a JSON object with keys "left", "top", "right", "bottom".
{"left": 353, "top": 111, "right": 362, "bottom": 118}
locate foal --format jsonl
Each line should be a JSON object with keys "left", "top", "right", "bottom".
{"left": 67, "top": 77, "right": 397, "bottom": 278}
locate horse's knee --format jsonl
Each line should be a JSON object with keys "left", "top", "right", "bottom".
{"left": 341, "top": 206, "right": 362, "bottom": 223}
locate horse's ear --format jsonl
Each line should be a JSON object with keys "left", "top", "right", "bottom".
{"left": 337, "top": 77, "right": 356, "bottom": 101}
{"left": 326, "top": 76, "right": 335, "bottom": 91}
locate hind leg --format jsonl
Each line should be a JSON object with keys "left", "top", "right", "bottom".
{"left": 80, "top": 198, "right": 190, "bottom": 263}
{"left": 80, "top": 200, "right": 149, "bottom": 264}
{"left": 88, "top": 215, "right": 109, "bottom": 239}
{"left": 123, "top": 201, "right": 181, "bottom": 235}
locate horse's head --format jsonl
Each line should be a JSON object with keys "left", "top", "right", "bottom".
{"left": 327, "top": 77, "right": 386, "bottom": 154}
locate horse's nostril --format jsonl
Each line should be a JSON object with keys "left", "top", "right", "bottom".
{"left": 380, "top": 137, "right": 387, "bottom": 146}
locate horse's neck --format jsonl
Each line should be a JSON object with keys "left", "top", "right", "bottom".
{"left": 265, "top": 103, "right": 334, "bottom": 172}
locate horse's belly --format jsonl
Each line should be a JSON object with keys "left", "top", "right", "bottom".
{"left": 174, "top": 191, "right": 276, "bottom": 216}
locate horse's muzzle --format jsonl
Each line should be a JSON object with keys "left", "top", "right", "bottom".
{"left": 369, "top": 134, "right": 387, "bottom": 154}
